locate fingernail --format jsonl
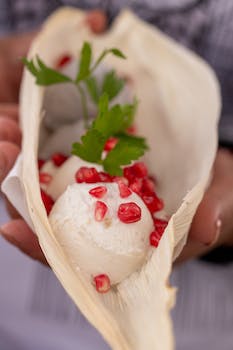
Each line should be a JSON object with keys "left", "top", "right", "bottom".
{"left": 205, "top": 219, "right": 222, "bottom": 246}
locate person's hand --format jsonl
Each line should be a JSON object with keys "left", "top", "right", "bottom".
{"left": 0, "top": 32, "right": 36, "bottom": 102}
{"left": 177, "top": 147, "right": 233, "bottom": 263}
{"left": 0, "top": 10, "right": 108, "bottom": 265}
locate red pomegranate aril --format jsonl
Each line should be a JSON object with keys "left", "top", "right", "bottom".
{"left": 89, "top": 186, "right": 107, "bottom": 198}
{"left": 150, "top": 231, "right": 161, "bottom": 248}
{"left": 75, "top": 167, "right": 101, "bottom": 183}
{"left": 104, "top": 137, "right": 118, "bottom": 151}
{"left": 52, "top": 153, "right": 68, "bottom": 167}
{"left": 95, "top": 201, "right": 108, "bottom": 221}
{"left": 94, "top": 274, "right": 111, "bottom": 293}
{"left": 98, "top": 171, "right": 113, "bottom": 182}
{"left": 55, "top": 54, "right": 72, "bottom": 69}
{"left": 123, "top": 166, "right": 136, "bottom": 184}
{"left": 41, "top": 190, "right": 54, "bottom": 215}
{"left": 130, "top": 178, "right": 143, "bottom": 195}
{"left": 38, "top": 159, "right": 45, "bottom": 170}
{"left": 118, "top": 182, "right": 132, "bottom": 198}
{"left": 154, "top": 218, "right": 168, "bottom": 235}
{"left": 131, "top": 162, "right": 148, "bottom": 178}
{"left": 141, "top": 178, "right": 155, "bottom": 195}
{"left": 142, "top": 194, "right": 164, "bottom": 213}
{"left": 112, "top": 176, "right": 129, "bottom": 185}
{"left": 118, "top": 202, "right": 141, "bottom": 223}
{"left": 39, "top": 172, "right": 52, "bottom": 184}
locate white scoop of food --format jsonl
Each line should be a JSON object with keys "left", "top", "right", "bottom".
{"left": 49, "top": 182, "right": 154, "bottom": 285}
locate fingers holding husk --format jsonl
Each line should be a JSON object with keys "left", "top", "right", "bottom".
{"left": 18, "top": 8, "right": 220, "bottom": 350}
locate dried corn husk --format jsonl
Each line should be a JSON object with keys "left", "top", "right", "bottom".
{"left": 2, "top": 8, "right": 221, "bottom": 350}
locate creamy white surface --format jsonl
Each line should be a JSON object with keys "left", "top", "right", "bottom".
{"left": 49, "top": 182, "right": 153, "bottom": 284}
{"left": 44, "top": 156, "right": 102, "bottom": 201}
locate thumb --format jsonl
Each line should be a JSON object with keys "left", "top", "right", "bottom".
{"left": 189, "top": 192, "right": 222, "bottom": 246}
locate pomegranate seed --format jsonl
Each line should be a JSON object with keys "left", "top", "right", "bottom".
{"left": 118, "top": 202, "right": 141, "bottom": 223}
{"left": 39, "top": 172, "right": 52, "bottom": 184}
{"left": 131, "top": 162, "right": 148, "bottom": 178}
{"left": 98, "top": 171, "right": 113, "bottom": 182}
{"left": 75, "top": 167, "right": 101, "bottom": 183}
{"left": 154, "top": 218, "right": 168, "bottom": 235}
{"left": 112, "top": 176, "right": 128, "bottom": 185}
{"left": 142, "top": 194, "right": 164, "bottom": 213}
{"left": 41, "top": 190, "right": 54, "bottom": 215}
{"left": 38, "top": 159, "right": 45, "bottom": 170}
{"left": 141, "top": 178, "right": 155, "bottom": 195}
{"left": 123, "top": 166, "right": 136, "bottom": 184}
{"left": 123, "top": 162, "right": 148, "bottom": 183}
{"left": 104, "top": 137, "right": 118, "bottom": 151}
{"left": 130, "top": 178, "right": 143, "bottom": 195}
{"left": 89, "top": 186, "right": 107, "bottom": 198}
{"left": 95, "top": 201, "right": 108, "bottom": 221}
{"left": 52, "top": 153, "right": 68, "bottom": 166}
{"left": 149, "top": 231, "right": 161, "bottom": 248}
{"left": 118, "top": 182, "right": 131, "bottom": 198}
{"left": 55, "top": 54, "right": 72, "bottom": 69}
{"left": 94, "top": 274, "right": 111, "bottom": 293}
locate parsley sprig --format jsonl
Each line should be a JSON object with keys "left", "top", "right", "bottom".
{"left": 23, "top": 42, "right": 148, "bottom": 176}
{"left": 23, "top": 42, "right": 126, "bottom": 127}
{"left": 72, "top": 94, "right": 148, "bottom": 175}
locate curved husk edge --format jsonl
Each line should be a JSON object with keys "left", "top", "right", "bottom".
{"left": 19, "top": 8, "right": 220, "bottom": 350}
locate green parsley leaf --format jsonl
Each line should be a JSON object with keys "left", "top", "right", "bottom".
{"left": 22, "top": 57, "right": 72, "bottom": 85}
{"left": 72, "top": 129, "right": 105, "bottom": 163}
{"left": 91, "top": 48, "right": 126, "bottom": 72}
{"left": 23, "top": 42, "right": 148, "bottom": 176}
{"left": 93, "top": 94, "right": 138, "bottom": 138}
{"left": 22, "top": 57, "right": 38, "bottom": 76}
{"left": 76, "top": 42, "right": 92, "bottom": 82}
{"left": 101, "top": 70, "right": 125, "bottom": 101}
{"left": 117, "top": 133, "right": 148, "bottom": 151}
{"left": 118, "top": 98, "right": 138, "bottom": 131}
{"left": 103, "top": 136, "right": 147, "bottom": 176}
{"left": 85, "top": 76, "right": 99, "bottom": 104}
{"left": 110, "top": 48, "right": 127, "bottom": 59}
{"left": 94, "top": 104, "right": 124, "bottom": 138}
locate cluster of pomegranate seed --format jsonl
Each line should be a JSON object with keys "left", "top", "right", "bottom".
{"left": 77, "top": 163, "right": 167, "bottom": 239}
{"left": 123, "top": 163, "right": 164, "bottom": 216}
{"left": 150, "top": 218, "right": 168, "bottom": 247}
{"left": 38, "top": 153, "right": 168, "bottom": 293}
{"left": 38, "top": 153, "right": 68, "bottom": 214}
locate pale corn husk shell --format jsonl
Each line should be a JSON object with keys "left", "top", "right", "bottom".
{"left": 18, "top": 8, "right": 220, "bottom": 350}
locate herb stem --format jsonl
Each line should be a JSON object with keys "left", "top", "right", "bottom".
{"left": 76, "top": 83, "right": 89, "bottom": 129}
